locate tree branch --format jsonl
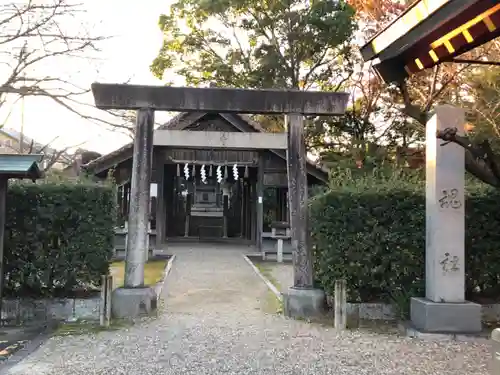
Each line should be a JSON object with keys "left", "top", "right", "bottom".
{"left": 0, "top": 0, "right": 114, "bottom": 130}
{"left": 396, "top": 67, "right": 500, "bottom": 189}
{"left": 398, "top": 81, "right": 427, "bottom": 124}
{"left": 437, "top": 127, "right": 500, "bottom": 187}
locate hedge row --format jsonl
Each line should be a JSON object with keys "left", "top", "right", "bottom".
{"left": 4, "top": 182, "right": 116, "bottom": 298}
{"left": 310, "top": 170, "right": 500, "bottom": 315}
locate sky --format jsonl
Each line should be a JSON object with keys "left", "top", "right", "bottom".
{"left": 1, "top": 0, "right": 176, "bottom": 155}
{"left": 0, "top": 0, "right": 394, "bottom": 156}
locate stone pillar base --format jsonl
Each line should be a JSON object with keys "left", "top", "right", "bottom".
{"left": 410, "top": 297, "right": 481, "bottom": 333}
{"left": 111, "top": 287, "right": 157, "bottom": 319}
{"left": 283, "top": 287, "right": 325, "bottom": 319}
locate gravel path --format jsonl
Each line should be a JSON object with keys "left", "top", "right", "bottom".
{"left": 3, "top": 244, "right": 491, "bottom": 375}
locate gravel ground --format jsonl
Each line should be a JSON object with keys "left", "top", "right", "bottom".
{"left": 3, "top": 244, "right": 491, "bottom": 375}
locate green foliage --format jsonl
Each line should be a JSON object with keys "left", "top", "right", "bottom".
{"left": 308, "top": 99, "right": 377, "bottom": 151}
{"left": 151, "top": 0, "right": 358, "bottom": 153}
{"left": 311, "top": 169, "right": 500, "bottom": 317}
{"left": 40, "top": 171, "right": 96, "bottom": 184}
{"left": 464, "top": 183, "right": 500, "bottom": 300}
{"left": 327, "top": 165, "right": 424, "bottom": 187}
{"left": 4, "top": 181, "right": 116, "bottom": 298}
{"left": 151, "top": 0, "right": 356, "bottom": 90}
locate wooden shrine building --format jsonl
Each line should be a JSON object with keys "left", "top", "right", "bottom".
{"left": 84, "top": 112, "right": 328, "bottom": 248}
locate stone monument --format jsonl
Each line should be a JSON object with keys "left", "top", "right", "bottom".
{"left": 410, "top": 105, "right": 481, "bottom": 333}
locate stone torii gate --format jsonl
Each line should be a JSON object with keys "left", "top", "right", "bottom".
{"left": 91, "top": 84, "right": 348, "bottom": 318}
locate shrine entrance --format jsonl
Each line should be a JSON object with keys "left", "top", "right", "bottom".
{"left": 165, "top": 163, "right": 257, "bottom": 241}
{"left": 90, "top": 83, "right": 348, "bottom": 319}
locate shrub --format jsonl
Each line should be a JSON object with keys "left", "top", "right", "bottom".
{"left": 311, "top": 168, "right": 500, "bottom": 313}
{"left": 4, "top": 181, "right": 116, "bottom": 298}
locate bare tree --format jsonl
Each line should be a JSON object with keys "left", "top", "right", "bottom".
{"left": 32, "top": 139, "right": 86, "bottom": 172}
{"left": 1, "top": 1, "right": 95, "bottom": 115}
{"left": 0, "top": 0, "right": 144, "bottom": 138}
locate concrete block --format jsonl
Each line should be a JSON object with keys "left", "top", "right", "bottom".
{"left": 358, "top": 303, "right": 395, "bottom": 320}
{"left": 73, "top": 298, "right": 101, "bottom": 320}
{"left": 283, "top": 287, "right": 325, "bottom": 319}
{"left": 2, "top": 297, "right": 102, "bottom": 324}
{"left": 47, "top": 299, "right": 73, "bottom": 320}
{"left": 398, "top": 321, "right": 455, "bottom": 341}
{"left": 481, "top": 304, "right": 500, "bottom": 322}
{"left": 411, "top": 297, "right": 481, "bottom": 333}
{"left": 111, "top": 287, "right": 157, "bottom": 319}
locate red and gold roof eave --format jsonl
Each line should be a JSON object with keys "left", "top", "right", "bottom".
{"left": 361, "top": 0, "right": 475, "bottom": 61}
{"left": 403, "top": 1, "right": 500, "bottom": 77}
{"left": 364, "top": 0, "right": 500, "bottom": 83}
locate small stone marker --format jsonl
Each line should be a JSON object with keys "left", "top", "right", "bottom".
{"left": 271, "top": 221, "right": 288, "bottom": 263}
{"left": 334, "top": 279, "right": 347, "bottom": 330}
{"left": 277, "top": 239, "right": 283, "bottom": 263}
{"left": 492, "top": 328, "right": 500, "bottom": 375}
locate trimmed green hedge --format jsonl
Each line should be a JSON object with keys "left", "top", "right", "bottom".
{"left": 311, "top": 171, "right": 500, "bottom": 315}
{"left": 4, "top": 182, "right": 116, "bottom": 298}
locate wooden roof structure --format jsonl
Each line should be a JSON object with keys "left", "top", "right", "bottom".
{"left": 361, "top": 0, "right": 500, "bottom": 83}
{"left": 84, "top": 112, "right": 330, "bottom": 182}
